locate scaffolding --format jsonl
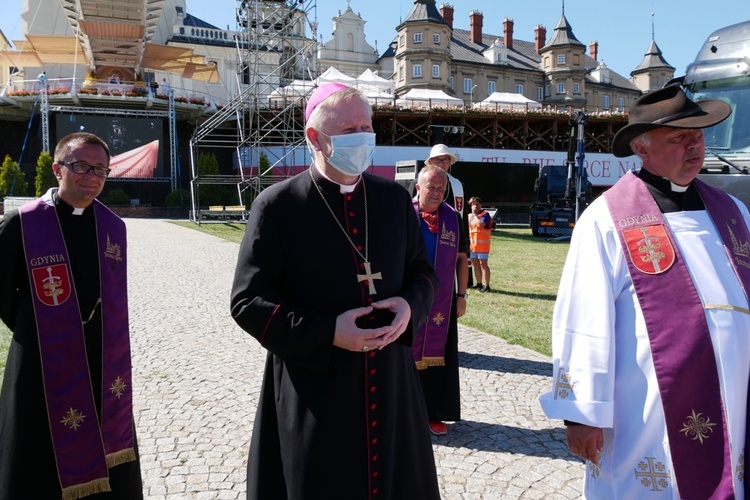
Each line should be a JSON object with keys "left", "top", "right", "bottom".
{"left": 189, "top": 0, "right": 318, "bottom": 223}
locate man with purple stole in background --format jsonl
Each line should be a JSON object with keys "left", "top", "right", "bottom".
{"left": 0, "top": 132, "right": 142, "bottom": 498}
{"left": 413, "top": 165, "right": 469, "bottom": 437}
{"left": 540, "top": 85, "right": 750, "bottom": 498}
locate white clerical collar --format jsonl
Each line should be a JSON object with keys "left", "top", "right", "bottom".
{"left": 72, "top": 207, "right": 85, "bottom": 215}
{"left": 314, "top": 163, "right": 361, "bottom": 194}
{"left": 669, "top": 181, "right": 689, "bottom": 193}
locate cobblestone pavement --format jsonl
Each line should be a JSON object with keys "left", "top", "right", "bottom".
{"left": 126, "top": 218, "right": 584, "bottom": 499}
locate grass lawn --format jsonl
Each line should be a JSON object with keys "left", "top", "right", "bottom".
{"left": 172, "top": 221, "right": 570, "bottom": 356}
{"left": 0, "top": 223, "right": 570, "bottom": 386}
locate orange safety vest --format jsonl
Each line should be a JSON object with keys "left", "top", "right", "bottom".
{"left": 469, "top": 210, "right": 492, "bottom": 254}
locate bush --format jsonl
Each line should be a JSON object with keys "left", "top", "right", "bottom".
{"left": 165, "top": 188, "right": 191, "bottom": 207}
{"left": 35, "top": 151, "right": 56, "bottom": 196}
{"left": 0, "top": 154, "right": 28, "bottom": 199}
{"left": 103, "top": 188, "right": 130, "bottom": 206}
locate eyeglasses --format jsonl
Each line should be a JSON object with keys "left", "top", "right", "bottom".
{"left": 58, "top": 161, "right": 111, "bottom": 178}
{"left": 430, "top": 156, "right": 452, "bottom": 164}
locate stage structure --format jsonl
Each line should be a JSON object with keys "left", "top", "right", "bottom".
{"left": 189, "top": 0, "right": 318, "bottom": 223}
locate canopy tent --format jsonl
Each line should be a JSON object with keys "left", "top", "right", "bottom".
{"left": 474, "top": 92, "right": 542, "bottom": 110}
{"left": 363, "top": 89, "right": 396, "bottom": 106}
{"left": 356, "top": 69, "right": 394, "bottom": 92}
{"left": 316, "top": 66, "right": 358, "bottom": 85}
{"left": 267, "top": 79, "right": 316, "bottom": 107}
{"left": 397, "top": 88, "right": 464, "bottom": 109}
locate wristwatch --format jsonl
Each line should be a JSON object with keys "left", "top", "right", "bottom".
{"left": 455, "top": 292, "right": 467, "bottom": 299}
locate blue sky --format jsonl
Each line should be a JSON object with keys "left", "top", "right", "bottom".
{"left": 2, "top": 0, "right": 748, "bottom": 79}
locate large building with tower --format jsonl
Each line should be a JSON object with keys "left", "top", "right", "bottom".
{"left": 0, "top": 0, "right": 674, "bottom": 212}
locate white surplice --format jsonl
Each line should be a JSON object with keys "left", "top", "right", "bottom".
{"left": 540, "top": 195, "right": 750, "bottom": 499}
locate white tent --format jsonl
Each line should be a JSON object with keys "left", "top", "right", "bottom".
{"left": 316, "top": 67, "right": 358, "bottom": 85}
{"left": 267, "top": 79, "right": 315, "bottom": 107}
{"left": 474, "top": 92, "right": 542, "bottom": 110}
{"left": 356, "top": 69, "right": 395, "bottom": 92}
{"left": 397, "top": 88, "right": 464, "bottom": 109}
{"left": 363, "top": 89, "right": 396, "bottom": 106}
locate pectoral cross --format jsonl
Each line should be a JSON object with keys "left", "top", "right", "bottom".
{"left": 357, "top": 261, "right": 383, "bottom": 295}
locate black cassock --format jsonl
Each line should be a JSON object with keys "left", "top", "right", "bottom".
{"left": 231, "top": 169, "right": 441, "bottom": 500}
{"left": 0, "top": 198, "right": 142, "bottom": 499}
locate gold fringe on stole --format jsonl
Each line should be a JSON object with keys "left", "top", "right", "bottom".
{"left": 61, "top": 478, "right": 111, "bottom": 500}
{"left": 106, "top": 447, "right": 137, "bottom": 468}
{"left": 415, "top": 357, "right": 446, "bottom": 370}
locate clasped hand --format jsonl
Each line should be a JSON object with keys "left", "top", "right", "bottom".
{"left": 333, "top": 297, "right": 411, "bottom": 352}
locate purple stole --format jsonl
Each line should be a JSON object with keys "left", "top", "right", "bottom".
{"left": 605, "top": 172, "right": 750, "bottom": 499}
{"left": 412, "top": 201, "right": 459, "bottom": 369}
{"left": 19, "top": 193, "right": 135, "bottom": 498}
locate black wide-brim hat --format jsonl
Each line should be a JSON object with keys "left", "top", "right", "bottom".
{"left": 612, "top": 85, "right": 731, "bottom": 157}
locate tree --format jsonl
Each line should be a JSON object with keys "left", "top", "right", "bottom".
{"left": 197, "top": 152, "right": 225, "bottom": 206}
{"left": 165, "top": 188, "right": 191, "bottom": 207}
{"left": 34, "top": 151, "right": 56, "bottom": 196}
{"left": 0, "top": 154, "right": 29, "bottom": 200}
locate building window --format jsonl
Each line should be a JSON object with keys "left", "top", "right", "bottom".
{"left": 618, "top": 97, "right": 625, "bottom": 112}
{"left": 399, "top": 66, "right": 404, "bottom": 80}
{"left": 464, "top": 78, "right": 473, "bottom": 93}
{"left": 433, "top": 33, "right": 440, "bottom": 44}
{"left": 537, "top": 87, "right": 544, "bottom": 101}
{"left": 488, "top": 81, "right": 496, "bottom": 94}
{"left": 399, "top": 36, "right": 405, "bottom": 47}
{"left": 432, "top": 65, "right": 440, "bottom": 78}
{"left": 557, "top": 83, "right": 565, "bottom": 94}
{"left": 557, "top": 54, "right": 565, "bottom": 65}
{"left": 573, "top": 83, "right": 580, "bottom": 94}
{"left": 450, "top": 76, "right": 454, "bottom": 90}
{"left": 414, "top": 64, "right": 422, "bottom": 78}
{"left": 516, "top": 84, "right": 523, "bottom": 94}
{"left": 414, "top": 33, "right": 422, "bottom": 43}
{"left": 604, "top": 95, "right": 611, "bottom": 109}
{"left": 545, "top": 84, "right": 551, "bottom": 96}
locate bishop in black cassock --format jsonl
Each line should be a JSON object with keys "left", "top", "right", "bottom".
{"left": 231, "top": 83, "right": 441, "bottom": 499}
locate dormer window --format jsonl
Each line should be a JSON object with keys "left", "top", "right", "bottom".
{"left": 433, "top": 34, "right": 440, "bottom": 45}
{"left": 414, "top": 33, "right": 423, "bottom": 44}
{"left": 557, "top": 54, "right": 565, "bottom": 65}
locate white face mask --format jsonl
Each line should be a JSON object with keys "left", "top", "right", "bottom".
{"left": 321, "top": 132, "right": 376, "bottom": 176}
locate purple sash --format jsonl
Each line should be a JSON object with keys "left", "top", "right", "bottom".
{"left": 605, "top": 172, "right": 750, "bottom": 499}
{"left": 19, "top": 195, "right": 134, "bottom": 498}
{"left": 412, "top": 201, "right": 459, "bottom": 368}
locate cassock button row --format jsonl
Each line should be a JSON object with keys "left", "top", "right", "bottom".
{"left": 352, "top": 228, "right": 359, "bottom": 234}
{"left": 370, "top": 404, "right": 377, "bottom": 410}
{"left": 349, "top": 211, "right": 355, "bottom": 217}
{"left": 372, "top": 454, "right": 379, "bottom": 461}
{"left": 357, "top": 245, "right": 364, "bottom": 251}
{"left": 367, "top": 297, "right": 374, "bottom": 304}
{"left": 372, "top": 488, "right": 378, "bottom": 495}
{"left": 347, "top": 195, "right": 353, "bottom": 201}
{"left": 369, "top": 351, "right": 376, "bottom": 357}
{"left": 369, "top": 369, "right": 376, "bottom": 375}
{"left": 371, "top": 420, "right": 378, "bottom": 428}
{"left": 371, "top": 438, "right": 378, "bottom": 445}
{"left": 372, "top": 471, "right": 379, "bottom": 478}
{"left": 370, "top": 386, "right": 377, "bottom": 393}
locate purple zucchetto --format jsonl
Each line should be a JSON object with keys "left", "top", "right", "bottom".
{"left": 304, "top": 82, "right": 350, "bottom": 123}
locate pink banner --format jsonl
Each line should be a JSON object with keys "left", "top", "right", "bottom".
{"left": 109, "top": 140, "right": 159, "bottom": 178}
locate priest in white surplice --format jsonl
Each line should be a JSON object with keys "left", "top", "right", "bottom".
{"left": 540, "top": 85, "right": 750, "bottom": 499}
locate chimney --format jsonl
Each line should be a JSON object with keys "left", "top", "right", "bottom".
{"left": 503, "top": 18, "right": 514, "bottom": 50}
{"left": 470, "top": 10, "right": 483, "bottom": 44}
{"left": 534, "top": 25, "right": 546, "bottom": 52}
{"left": 590, "top": 40, "right": 599, "bottom": 61}
{"left": 439, "top": 3, "right": 454, "bottom": 29}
